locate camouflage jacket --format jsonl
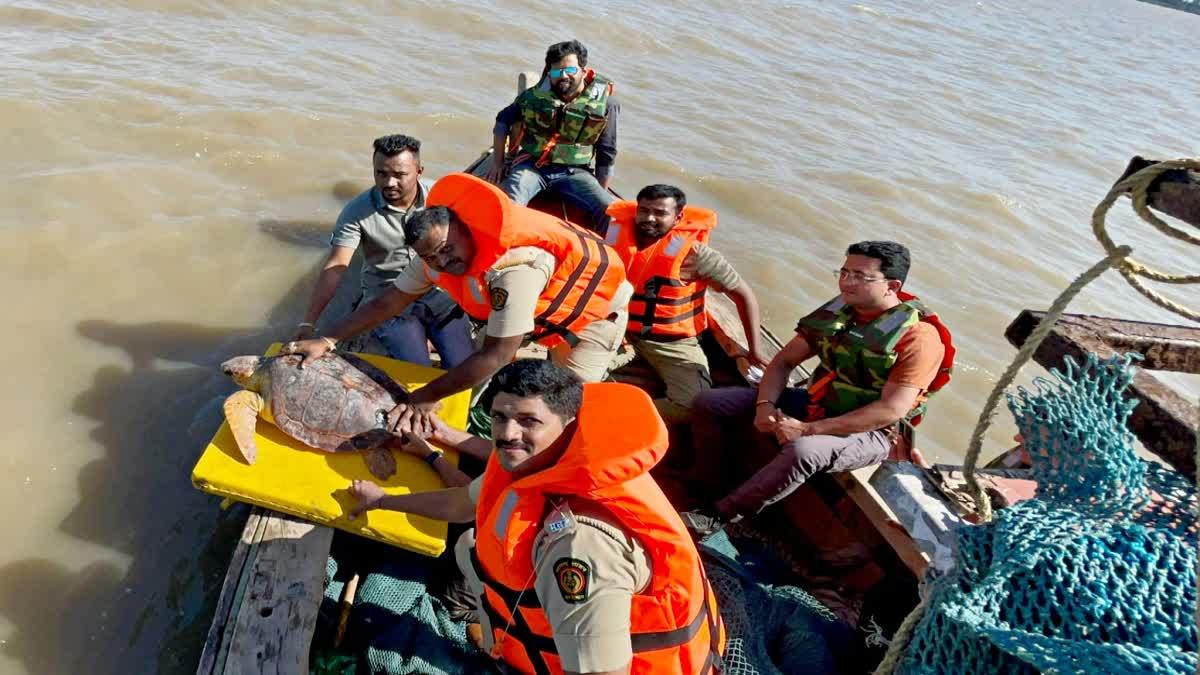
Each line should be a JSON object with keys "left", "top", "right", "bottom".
{"left": 795, "top": 296, "right": 940, "bottom": 422}
{"left": 516, "top": 72, "right": 614, "bottom": 167}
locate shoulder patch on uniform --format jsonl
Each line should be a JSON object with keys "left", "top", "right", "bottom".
{"left": 553, "top": 558, "right": 591, "bottom": 603}
{"left": 490, "top": 286, "right": 509, "bottom": 311}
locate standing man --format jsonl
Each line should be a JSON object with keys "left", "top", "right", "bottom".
{"left": 348, "top": 359, "right": 725, "bottom": 675}
{"left": 291, "top": 134, "right": 474, "bottom": 368}
{"left": 283, "top": 173, "right": 631, "bottom": 434}
{"left": 486, "top": 40, "right": 618, "bottom": 234}
{"left": 606, "top": 185, "right": 769, "bottom": 423}
{"left": 681, "top": 241, "right": 954, "bottom": 537}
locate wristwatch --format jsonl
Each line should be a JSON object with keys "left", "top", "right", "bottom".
{"left": 423, "top": 450, "right": 444, "bottom": 465}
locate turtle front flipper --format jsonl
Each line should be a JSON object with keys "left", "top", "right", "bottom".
{"left": 363, "top": 447, "right": 397, "bottom": 480}
{"left": 223, "top": 390, "right": 264, "bottom": 464}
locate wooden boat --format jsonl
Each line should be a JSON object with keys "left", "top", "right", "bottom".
{"left": 195, "top": 75, "right": 966, "bottom": 675}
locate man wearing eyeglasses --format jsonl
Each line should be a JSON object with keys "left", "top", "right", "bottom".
{"left": 486, "top": 39, "right": 618, "bottom": 235}
{"left": 680, "top": 241, "right": 955, "bottom": 538}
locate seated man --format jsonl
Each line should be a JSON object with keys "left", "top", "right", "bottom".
{"left": 486, "top": 39, "right": 618, "bottom": 234}
{"left": 285, "top": 173, "right": 631, "bottom": 434}
{"left": 348, "top": 359, "right": 725, "bottom": 675}
{"left": 291, "top": 134, "right": 473, "bottom": 368}
{"left": 606, "top": 185, "right": 769, "bottom": 423}
{"left": 682, "top": 241, "right": 954, "bottom": 537}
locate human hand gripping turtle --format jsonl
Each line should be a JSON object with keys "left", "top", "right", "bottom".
{"left": 346, "top": 422, "right": 451, "bottom": 520}
{"left": 281, "top": 335, "right": 337, "bottom": 366}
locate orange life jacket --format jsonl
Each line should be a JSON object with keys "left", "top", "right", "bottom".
{"left": 472, "top": 382, "right": 726, "bottom": 675}
{"left": 605, "top": 201, "right": 717, "bottom": 340}
{"left": 425, "top": 173, "right": 626, "bottom": 348}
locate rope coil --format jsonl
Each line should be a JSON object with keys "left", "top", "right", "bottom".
{"left": 1092, "top": 158, "right": 1200, "bottom": 322}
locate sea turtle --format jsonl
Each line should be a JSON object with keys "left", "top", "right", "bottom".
{"left": 219, "top": 351, "right": 412, "bottom": 479}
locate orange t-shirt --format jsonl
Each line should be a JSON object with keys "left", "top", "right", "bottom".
{"left": 887, "top": 321, "right": 944, "bottom": 392}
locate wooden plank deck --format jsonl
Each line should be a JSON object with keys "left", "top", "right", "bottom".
{"left": 197, "top": 507, "right": 334, "bottom": 675}
{"left": 831, "top": 468, "right": 931, "bottom": 577}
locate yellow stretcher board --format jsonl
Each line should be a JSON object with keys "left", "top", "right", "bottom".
{"left": 191, "top": 344, "right": 471, "bottom": 557}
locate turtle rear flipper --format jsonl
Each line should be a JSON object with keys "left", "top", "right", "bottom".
{"left": 223, "top": 390, "right": 264, "bottom": 464}
{"left": 347, "top": 430, "right": 400, "bottom": 479}
{"left": 363, "top": 447, "right": 397, "bottom": 480}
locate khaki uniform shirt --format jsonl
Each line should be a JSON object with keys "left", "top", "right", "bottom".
{"left": 679, "top": 242, "right": 740, "bottom": 292}
{"left": 394, "top": 246, "right": 633, "bottom": 339}
{"left": 465, "top": 477, "right": 653, "bottom": 673}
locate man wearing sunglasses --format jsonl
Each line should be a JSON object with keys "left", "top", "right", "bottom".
{"left": 680, "top": 241, "right": 956, "bottom": 539}
{"left": 487, "top": 39, "right": 618, "bottom": 235}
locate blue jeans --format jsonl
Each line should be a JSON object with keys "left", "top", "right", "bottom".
{"left": 373, "top": 290, "right": 474, "bottom": 368}
{"left": 500, "top": 160, "right": 614, "bottom": 234}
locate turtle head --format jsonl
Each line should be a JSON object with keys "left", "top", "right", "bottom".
{"left": 221, "top": 356, "right": 265, "bottom": 390}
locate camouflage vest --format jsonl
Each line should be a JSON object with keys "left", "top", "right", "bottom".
{"left": 517, "top": 72, "right": 613, "bottom": 167}
{"left": 795, "top": 296, "right": 938, "bottom": 422}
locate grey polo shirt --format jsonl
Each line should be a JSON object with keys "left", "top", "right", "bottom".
{"left": 330, "top": 178, "right": 435, "bottom": 301}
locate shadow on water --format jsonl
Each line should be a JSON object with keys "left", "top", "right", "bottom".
{"left": 0, "top": 187, "right": 370, "bottom": 673}
{"left": 259, "top": 219, "right": 337, "bottom": 248}
{"left": 0, "top": 316, "right": 277, "bottom": 673}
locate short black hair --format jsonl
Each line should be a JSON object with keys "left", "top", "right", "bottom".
{"left": 481, "top": 359, "right": 584, "bottom": 421}
{"left": 846, "top": 240, "right": 911, "bottom": 283}
{"left": 636, "top": 184, "right": 687, "bottom": 210}
{"left": 404, "top": 206, "right": 452, "bottom": 247}
{"left": 545, "top": 40, "right": 588, "bottom": 69}
{"left": 372, "top": 134, "right": 421, "bottom": 159}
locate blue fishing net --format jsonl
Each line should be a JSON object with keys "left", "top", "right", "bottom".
{"left": 900, "top": 353, "right": 1198, "bottom": 675}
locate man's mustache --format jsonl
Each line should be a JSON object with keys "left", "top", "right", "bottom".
{"left": 497, "top": 441, "right": 530, "bottom": 452}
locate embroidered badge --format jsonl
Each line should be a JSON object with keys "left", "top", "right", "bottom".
{"left": 554, "top": 558, "right": 591, "bottom": 603}
{"left": 490, "top": 287, "right": 509, "bottom": 311}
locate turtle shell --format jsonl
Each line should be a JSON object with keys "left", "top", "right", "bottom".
{"left": 264, "top": 353, "right": 407, "bottom": 452}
